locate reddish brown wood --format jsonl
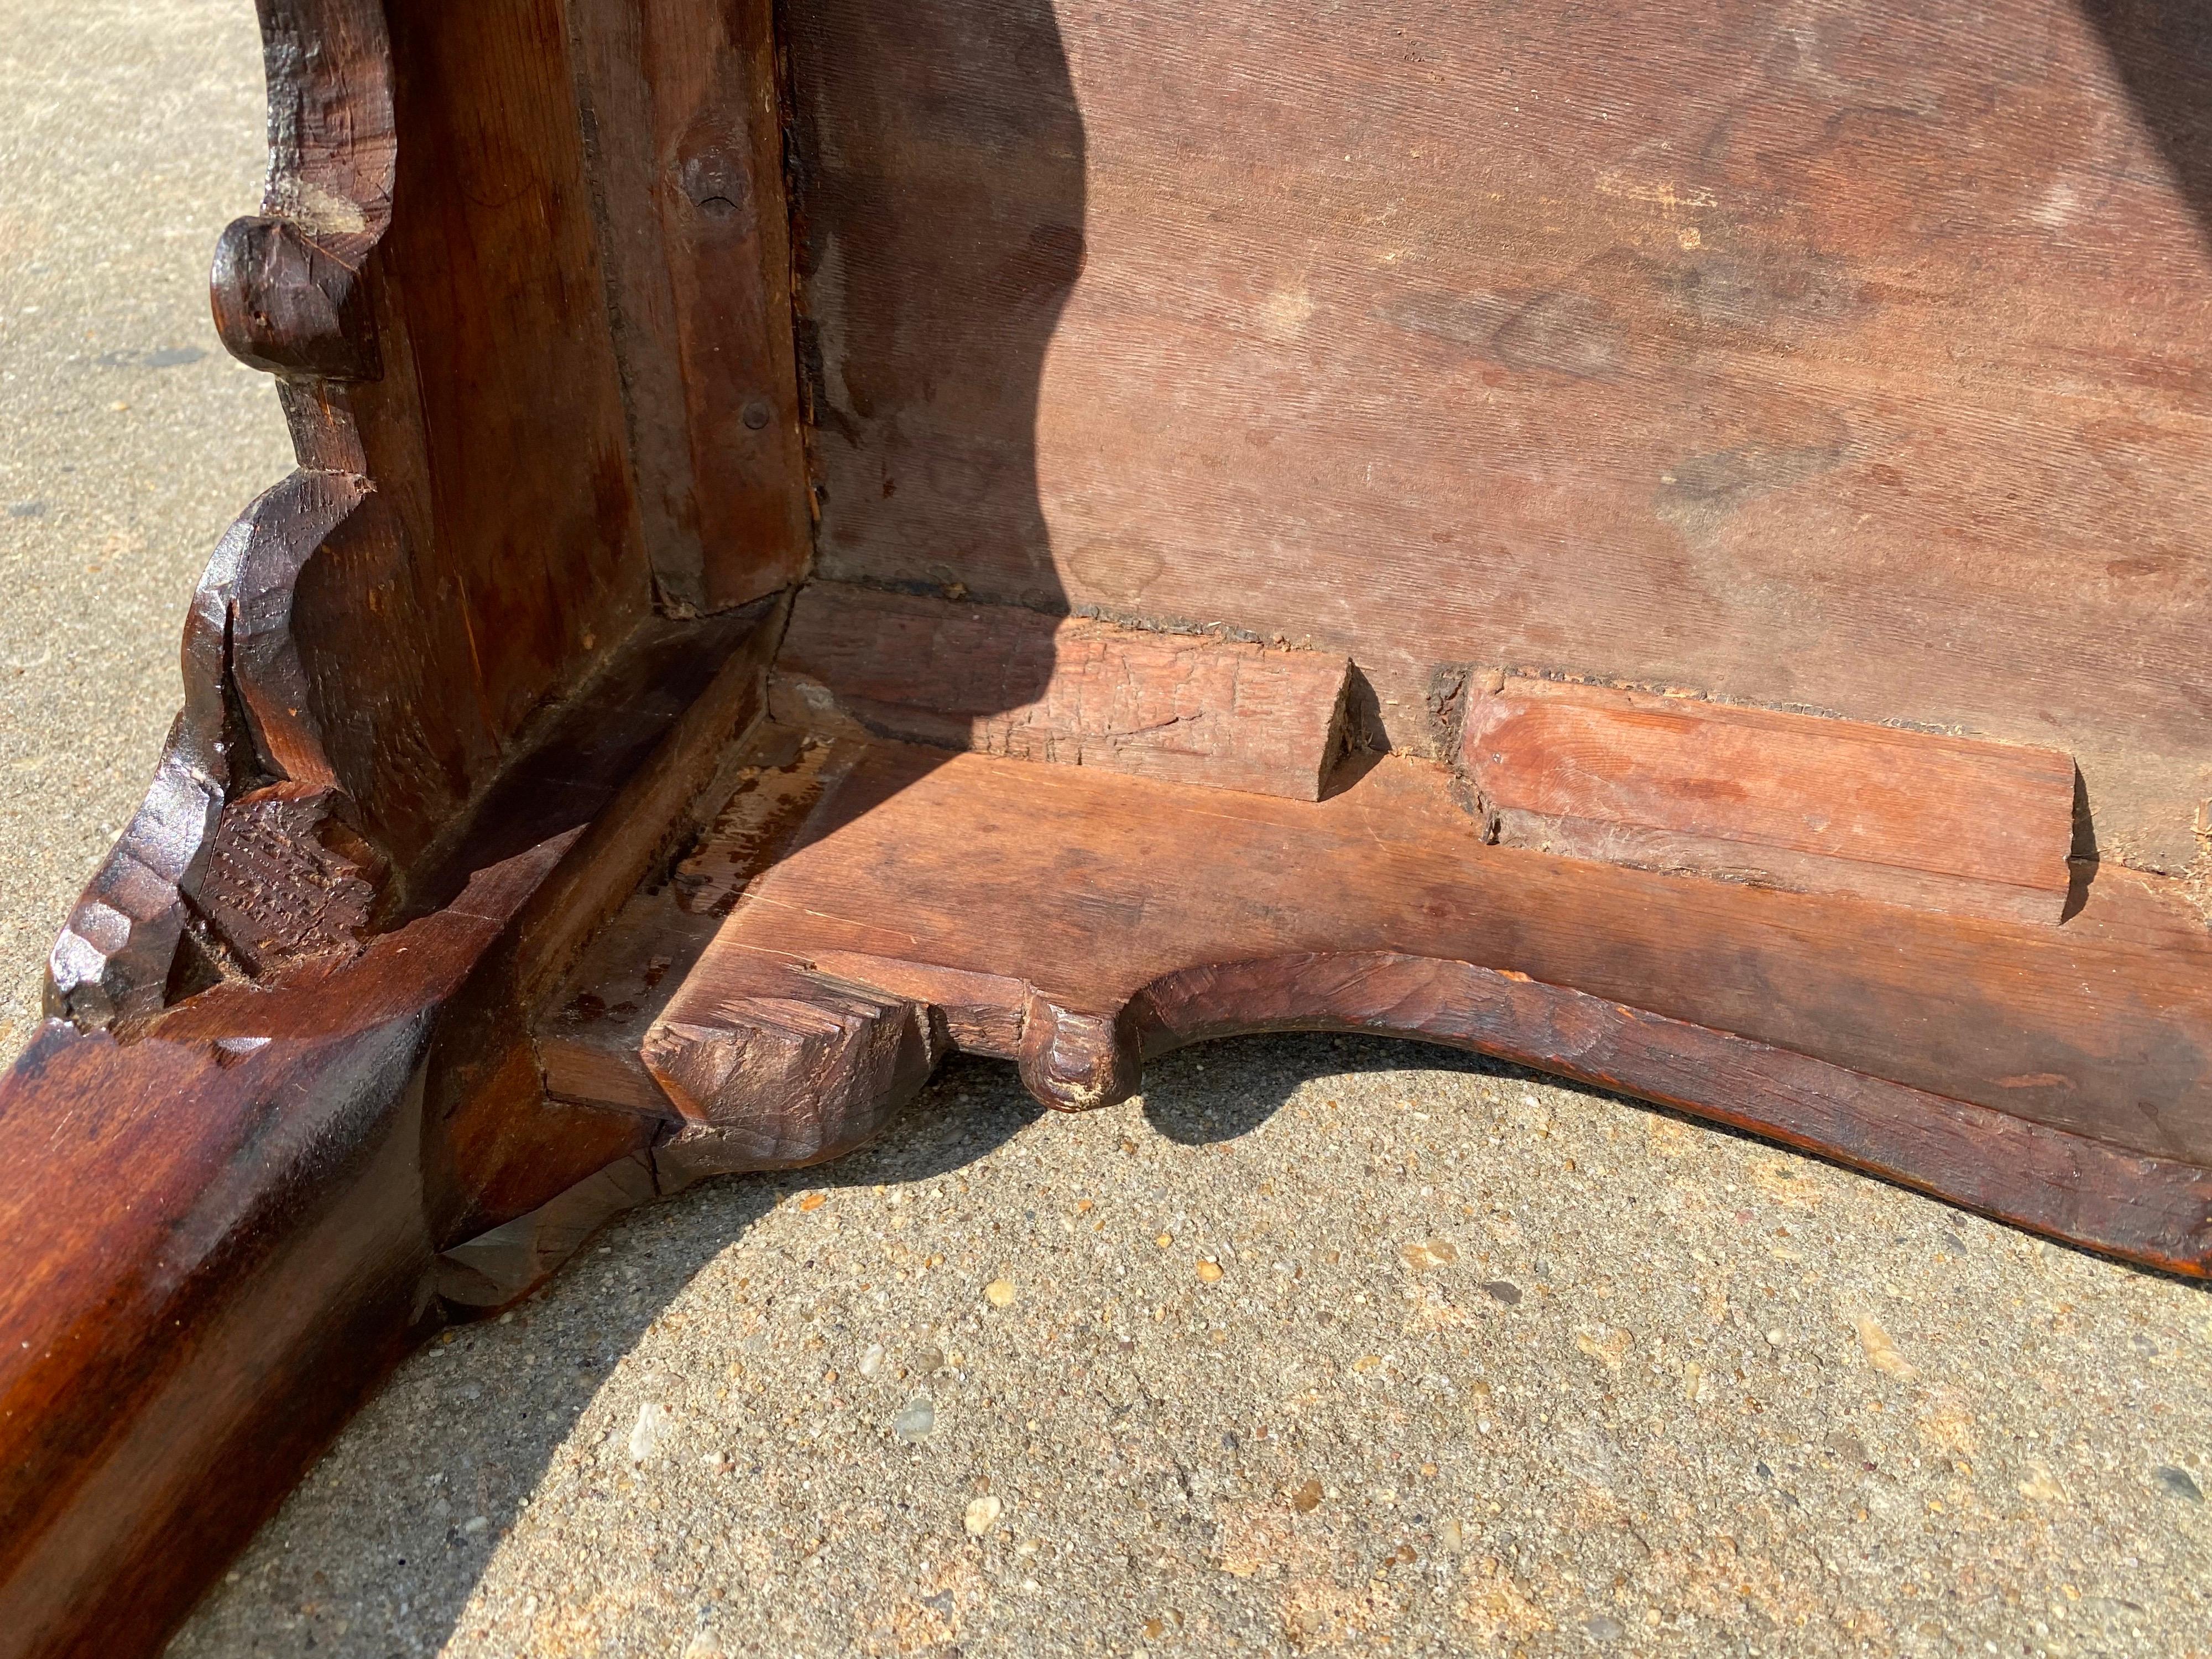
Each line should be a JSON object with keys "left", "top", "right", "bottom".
{"left": 210, "top": 216, "right": 380, "bottom": 380}
{"left": 790, "top": 0, "right": 2212, "bottom": 870}
{"left": 538, "top": 728, "right": 859, "bottom": 1116}
{"left": 3, "top": 593, "right": 779, "bottom": 1658}
{"left": 371, "top": 0, "right": 655, "bottom": 745}
{"left": 190, "top": 784, "right": 386, "bottom": 976}
{"left": 566, "top": 0, "right": 812, "bottom": 612}
{"left": 1462, "top": 676, "right": 2080, "bottom": 922}
{"left": 1135, "top": 953, "right": 2212, "bottom": 1278}
{"left": 645, "top": 948, "right": 942, "bottom": 1155}
{"left": 13, "top": 0, "right": 2212, "bottom": 1651}
{"left": 0, "top": 841, "right": 560, "bottom": 1659}
{"left": 778, "top": 583, "right": 1352, "bottom": 799}
{"left": 590, "top": 735, "right": 2212, "bottom": 1264}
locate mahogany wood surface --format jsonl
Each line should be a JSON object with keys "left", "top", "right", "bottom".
{"left": 1462, "top": 676, "right": 2081, "bottom": 923}
{"left": 0, "top": 843, "right": 557, "bottom": 1659}
{"left": 539, "top": 729, "right": 2212, "bottom": 1270}
{"left": 778, "top": 582, "right": 1352, "bottom": 799}
{"left": 790, "top": 0, "right": 2212, "bottom": 870}
{"left": 7, "top": 0, "right": 2212, "bottom": 1652}
{"left": 566, "top": 0, "right": 812, "bottom": 613}
{"left": 0, "top": 599, "right": 781, "bottom": 1657}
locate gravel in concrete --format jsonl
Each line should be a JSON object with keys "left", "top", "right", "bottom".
{"left": 4, "top": 9, "right": 2208, "bottom": 1659}
{"left": 172, "top": 1043, "right": 2210, "bottom": 1658}
{"left": 0, "top": 0, "right": 293, "bottom": 1055}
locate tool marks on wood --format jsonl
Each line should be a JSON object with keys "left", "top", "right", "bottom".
{"left": 1462, "top": 678, "right": 2081, "bottom": 924}
{"left": 534, "top": 730, "right": 2212, "bottom": 1275}
{"left": 778, "top": 583, "right": 1352, "bottom": 800}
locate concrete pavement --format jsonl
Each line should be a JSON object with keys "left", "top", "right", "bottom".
{"left": 2, "top": 8, "right": 2205, "bottom": 1657}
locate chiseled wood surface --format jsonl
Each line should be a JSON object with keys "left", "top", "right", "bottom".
{"left": 539, "top": 729, "right": 863, "bottom": 1119}
{"left": 1462, "top": 676, "right": 2081, "bottom": 923}
{"left": 791, "top": 0, "right": 2212, "bottom": 868}
{"left": 0, "top": 842, "right": 560, "bottom": 1659}
{"left": 0, "top": 601, "right": 780, "bottom": 1659}
{"left": 11, "top": 0, "right": 2212, "bottom": 1652}
{"left": 565, "top": 0, "right": 812, "bottom": 613}
{"left": 1136, "top": 952, "right": 2212, "bottom": 1279}
{"left": 618, "top": 737, "right": 2212, "bottom": 1266}
{"left": 777, "top": 583, "right": 1351, "bottom": 799}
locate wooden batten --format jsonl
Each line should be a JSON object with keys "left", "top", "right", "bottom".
{"left": 774, "top": 582, "right": 1352, "bottom": 801}
{"left": 1461, "top": 678, "right": 2080, "bottom": 924}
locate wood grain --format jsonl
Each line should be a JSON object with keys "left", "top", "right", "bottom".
{"left": 565, "top": 0, "right": 812, "bottom": 612}
{"left": 1, "top": 600, "right": 781, "bottom": 1659}
{"left": 778, "top": 583, "right": 1351, "bottom": 800}
{"left": 1135, "top": 953, "right": 2212, "bottom": 1278}
{"left": 538, "top": 729, "right": 860, "bottom": 1117}
{"left": 17, "top": 0, "right": 2212, "bottom": 1647}
{"left": 0, "top": 841, "right": 561, "bottom": 1659}
{"left": 791, "top": 0, "right": 2212, "bottom": 869}
{"left": 591, "top": 736, "right": 2212, "bottom": 1271}
{"left": 1462, "top": 677, "right": 2080, "bottom": 922}
{"left": 210, "top": 215, "right": 380, "bottom": 381}
{"left": 372, "top": 0, "right": 652, "bottom": 748}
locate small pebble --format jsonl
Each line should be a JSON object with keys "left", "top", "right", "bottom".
{"left": 1401, "top": 1239, "right": 1459, "bottom": 1270}
{"left": 985, "top": 1279, "right": 1019, "bottom": 1308}
{"left": 2152, "top": 1464, "right": 2203, "bottom": 1502}
{"left": 1480, "top": 1280, "right": 1522, "bottom": 1306}
{"left": 894, "top": 1397, "right": 936, "bottom": 1442}
{"left": 1856, "top": 1316, "right": 1916, "bottom": 1378}
{"left": 628, "top": 1402, "right": 673, "bottom": 1463}
{"left": 963, "top": 1494, "right": 1003, "bottom": 1535}
{"left": 1196, "top": 1260, "right": 1223, "bottom": 1283}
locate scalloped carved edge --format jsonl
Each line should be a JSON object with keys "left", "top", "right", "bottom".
{"left": 455, "top": 946, "right": 2212, "bottom": 1312}
{"left": 46, "top": 1, "right": 398, "bottom": 1030}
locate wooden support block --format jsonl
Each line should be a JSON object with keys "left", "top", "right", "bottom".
{"left": 1462, "top": 678, "right": 2079, "bottom": 924}
{"left": 776, "top": 582, "right": 1352, "bottom": 801}
{"left": 643, "top": 948, "right": 941, "bottom": 1168}
{"left": 539, "top": 734, "right": 2212, "bottom": 1274}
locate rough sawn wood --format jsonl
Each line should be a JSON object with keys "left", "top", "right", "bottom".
{"left": 1462, "top": 676, "right": 2082, "bottom": 924}
{"left": 5, "top": 1, "right": 2212, "bottom": 1655}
